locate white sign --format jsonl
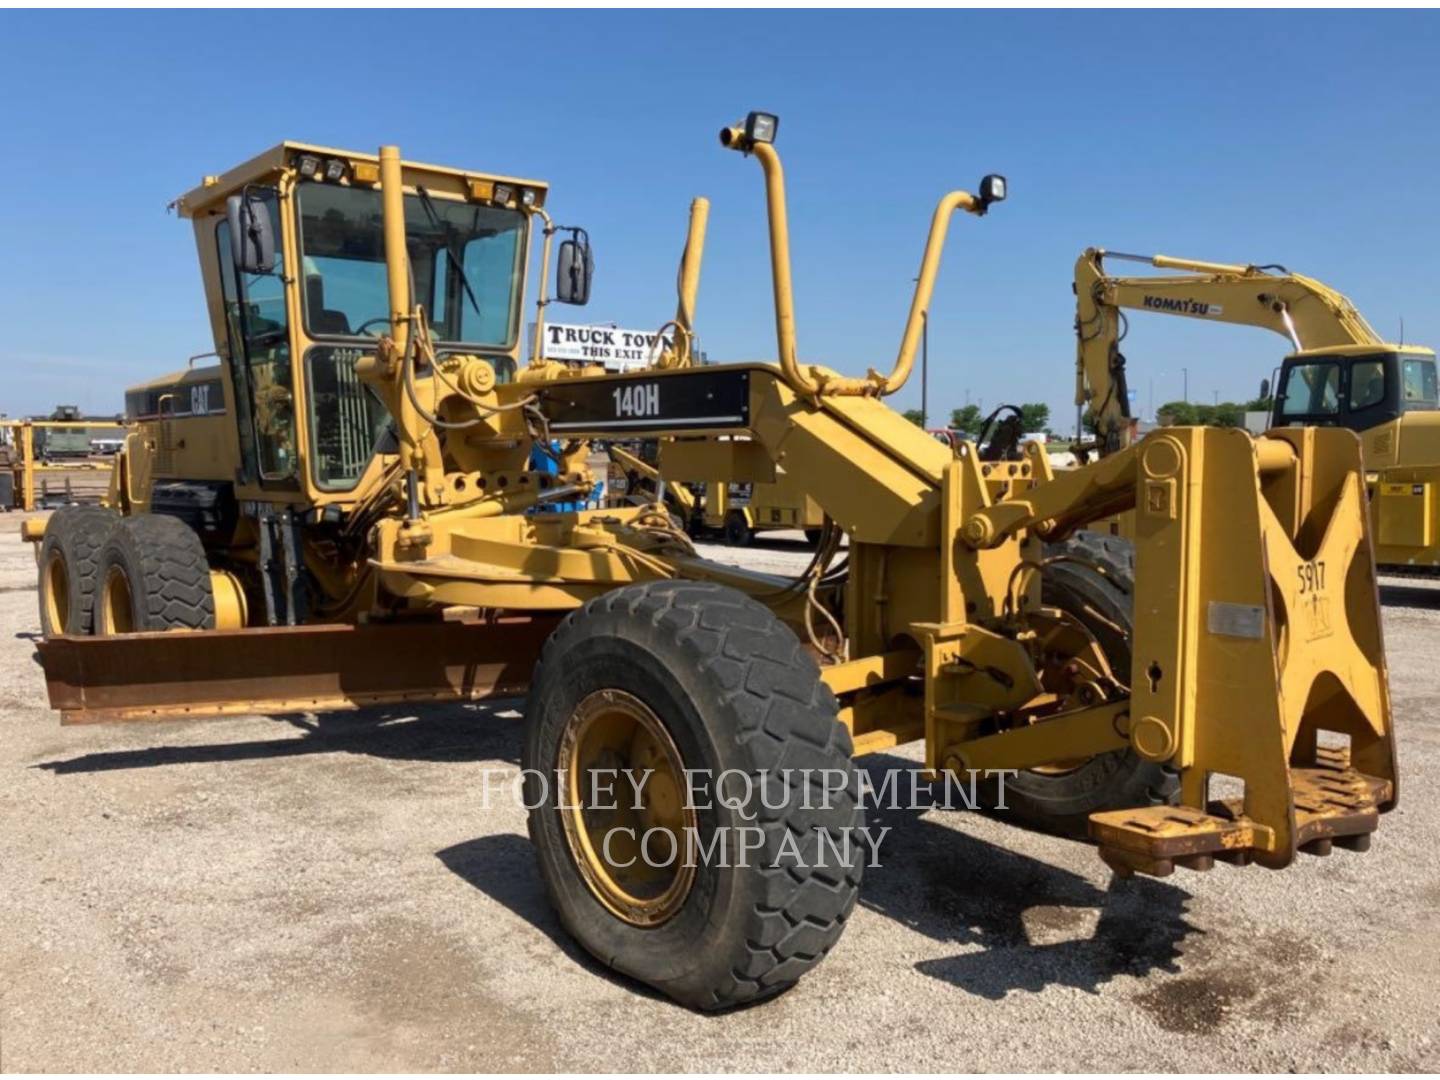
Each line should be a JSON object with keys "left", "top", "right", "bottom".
{"left": 533, "top": 322, "right": 674, "bottom": 372}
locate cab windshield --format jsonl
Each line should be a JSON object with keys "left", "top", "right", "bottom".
{"left": 1278, "top": 360, "right": 1340, "bottom": 418}
{"left": 295, "top": 181, "right": 528, "bottom": 492}
{"left": 296, "top": 181, "right": 527, "bottom": 347}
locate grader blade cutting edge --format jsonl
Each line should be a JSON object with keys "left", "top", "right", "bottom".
{"left": 37, "top": 617, "right": 558, "bottom": 724}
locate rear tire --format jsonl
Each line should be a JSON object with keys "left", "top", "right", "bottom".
{"left": 37, "top": 506, "right": 118, "bottom": 636}
{"left": 94, "top": 514, "right": 215, "bottom": 633}
{"left": 723, "top": 510, "right": 753, "bottom": 547}
{"left": 524, "top": 581, "right": 864, "bottom": 1011}
{"left": 977, "top": 531, "right": 1178, "bottom": 837}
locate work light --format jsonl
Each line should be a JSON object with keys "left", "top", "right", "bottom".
{"left": 745, "top": 111, "right": 779, "bottom": 145}
{"left": 324, "top": 158, "right": 347, "bottom": 182}
{"left": 493, "top": 184, "right": 514, "bottom": 205}
{"left": 297, "top": 155, "right": 321, "bottom": 180}
{"left": 979, "top": 174, "right": 1007, "bottom": 209}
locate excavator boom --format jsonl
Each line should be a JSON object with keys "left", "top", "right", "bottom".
{"left": 1074, "top": 247, "right": 1407, "bottom": 451}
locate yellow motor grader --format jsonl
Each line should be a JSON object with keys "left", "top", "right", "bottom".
{"left": 29, "top": 115, "right": 1397, "bottom": 1010}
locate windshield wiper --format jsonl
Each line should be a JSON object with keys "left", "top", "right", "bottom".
{"left": 415, "top": 186, "right": 481, "bottom": 323}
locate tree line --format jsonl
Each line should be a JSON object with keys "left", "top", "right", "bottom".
{"left": 902, "top": 396, "right": 1275, "bottom": 436}
{"left": 901, "top": 402, "right": 1052, "bottom": 435}
{"left": 1147, "top": 396, "right": 1272, "bottom": 428}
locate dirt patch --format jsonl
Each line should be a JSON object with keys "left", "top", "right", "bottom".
{"left": 1137, "top": 972, "right": 1261, "bottom": 1033}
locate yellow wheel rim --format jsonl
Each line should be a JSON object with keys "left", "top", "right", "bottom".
{"left": 557, "top": 689, "right": 696, "bottom": 928}
{"left": 99, "top": 566, "right": 135, "bottom": 635}
{"left": 42, "top": 551, "right": 69, "bottom": 633}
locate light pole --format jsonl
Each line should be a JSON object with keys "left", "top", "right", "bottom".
{"left": 1183, "top": 367, "right": 1189, "bottom": 403}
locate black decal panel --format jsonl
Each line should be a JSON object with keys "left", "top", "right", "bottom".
{"left": 540, "top": 369, "right": 751, "bottom": 434}
{"left": 126, "top": 376, "right": 228, "bottom": 421}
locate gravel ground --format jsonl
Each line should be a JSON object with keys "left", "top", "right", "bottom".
{"left": 1, "top": 519, "right": 1437, "bottom": 1071}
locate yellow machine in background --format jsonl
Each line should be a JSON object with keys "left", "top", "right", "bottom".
{"left": 607, "top": 442, "right": 825, "bottom": 544}
{"left": 4, "top": 418, "right": 124, "bottom": 512}
{"left": 1075, "top": 248, "right": 1440, "bottom": 568}
{"left": 701, "top": 468, "right": 825, "bottom": 545}
{"left": 28, "top": 118, "right": 1398, "bottom": 1010}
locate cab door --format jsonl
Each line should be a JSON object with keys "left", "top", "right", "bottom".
{"left": 215, "top": 191, "right": 299, "bottom": 490}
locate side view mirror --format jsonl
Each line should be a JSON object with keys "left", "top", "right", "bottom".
{"left": 1259, "top": 377, "right": 1271, "bottom": 400}
{"left": 227, "top": 191, "right": 275, "bottom": 275}
{"left": 556, "top": 230, "right": 593, "bottom": 306}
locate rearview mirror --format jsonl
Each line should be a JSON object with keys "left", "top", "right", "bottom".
{"left": 227, "top": 191, "right": 275, "bottom": 275}
{"left": 1259, "top": 377, "right": 1271, "bottom": 400}
{"left": 556, "top": 233, "right": 593, "bottom": 306}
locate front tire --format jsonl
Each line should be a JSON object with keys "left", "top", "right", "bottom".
{"left": 94, "top": 514, "right": 215, "bottom": 633}
{"left": 524, "top": 581, "right": 864, "bottom": 1010}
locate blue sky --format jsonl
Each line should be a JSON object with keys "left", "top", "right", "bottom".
{"left": 2, "top": 9, "right": 1438, "bottom": 430}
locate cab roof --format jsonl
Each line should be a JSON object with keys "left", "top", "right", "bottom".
{"left": 1293, "top": 344, "right": 1436, "bottom": 359}
{"left": 172, "top": 140, "right": 549, "bottom": 218}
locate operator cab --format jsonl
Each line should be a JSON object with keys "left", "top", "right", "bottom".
{"left": 1272, "top": 346, "right": 1438, "bottom": 432}
{"left": 172, "top": 143, "right": 567, "bottom": 504}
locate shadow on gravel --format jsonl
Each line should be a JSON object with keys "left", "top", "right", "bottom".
{"left": 443, "top": 751, "right": 1198, "bottom": 1006}
{"left": 856, "top": 753, "right": 1197, "bottom": 999}
{"left": 32, "top": 699, "right": 527, "bottom": 774}
{"left": 1379, "top": 582, "right": 1440, "bottom": 609}
{"left": 437, "top": 832, "right": 672, "bottom": 1005}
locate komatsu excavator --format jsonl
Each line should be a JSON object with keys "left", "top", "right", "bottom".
{"left": 25, "top": 122, "right": 1399, "bottom": 1010}
{"left": 1075, "top": 249, "right": 1440, "bottom": 568}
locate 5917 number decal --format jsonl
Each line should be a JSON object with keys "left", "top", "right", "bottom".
{"left": 1297, "top": 559, "right": 1326, "bottom": 596}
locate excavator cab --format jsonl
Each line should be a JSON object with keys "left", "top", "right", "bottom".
{"left": 1273, "top": 346, "right": 1439, "bottom": 432}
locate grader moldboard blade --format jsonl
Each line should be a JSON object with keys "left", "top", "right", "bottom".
{"left": 37, "top": 616, "right": 558, "bottom": 724}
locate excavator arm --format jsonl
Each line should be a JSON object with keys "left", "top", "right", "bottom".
{"left": 1075, "top": 248, "right": 1383, "bottom": 451}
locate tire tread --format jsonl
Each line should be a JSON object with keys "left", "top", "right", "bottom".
{"left": 528, "top": 580, "right": 861, "bottom": 1010}
{"left": 98, "top": 514, "right": 214, "bottom": 630}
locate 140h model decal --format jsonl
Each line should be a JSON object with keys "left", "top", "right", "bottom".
{"left": 543, "top": 369, "right": 751, "bottom": 434}
{"left": 613, "top": 383, "right": 660, "bottom": 419}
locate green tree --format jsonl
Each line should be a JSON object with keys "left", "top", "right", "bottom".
{"left": 901, "top": 408, "right": 926, "bottom": 427}
{"left": 1157, "top": 400, "right": 1247, "bottom": 427}
{"left": 1156, "top": 400, "right": 1200, "bottom": 425}
{"left": 1018, "top": 402, "right": 1050, "bottom": 434}
{"left": 1210, "top": 402, "right": 1244, "bottom": 428}
{"left": 950, "top": 404, "right": 983, "bottom": 436}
